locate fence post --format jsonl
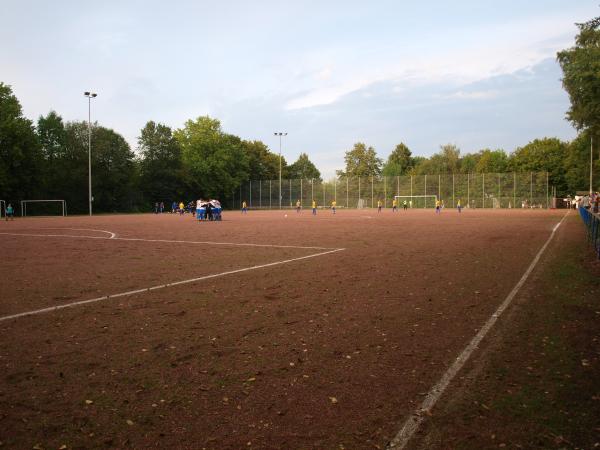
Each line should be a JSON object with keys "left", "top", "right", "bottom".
{"left": 425, "top": 174, "right": 427, "bottom": 208}
{"left": 249, "top": 181, "right": 252, "bottom": 207}
{"left": 269, "top": 180, "right": 272, "bottom": 209}
{"left": 498, "top": 174, "right": 501, "bottom": 208}
{"left": 323, "top": 182, "right": 325, "bottom": 207}
{"left": 452, "top": 173, "right": 455, "bottom": 207}
{"left": 289, "top": 179, "right": 292, "bottom": 208}
{"left": 546, "top": 171, "right": 549, "bottom": 209}
{"left": 530, "top": 172, "right": 533, "bottom": 207}
{"left": 300, "top": 178, "right": 303, "bottom": 208}
{"left": 358, "top": 176, "right": 361, "bottom": 207}
{"left": 334, "top": 178, "right": 337, "bottom": 202}
{"left": 467, "top": 174, "right": 470, "bottom": 207}
{"left": 480, "top": 173, "right": 484, "bottom": 208}
{"left": 410, "top": 175, "right": 413, "bottom": 207}
{"left": 371, "top": 176, "right": 374, "bottom": 208}
{"left": 346, "top": 177, "right": 349, "bottom": 208}
{"left": 311, "top": 178, "right": 314, "bottom": 204}
{"left": 384, "top": 176, "right": 387, "bottom": 208}
{"left": 513, "top": 172, "right": 516, "bottom": 209}
{"left": 259, "top": 180, "right": 262, "bottom": 209}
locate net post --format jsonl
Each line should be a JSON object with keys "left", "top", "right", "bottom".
{"left": 384, "top": 176, "right": 387, "bottom": 208}
{"left": 424, "top": 175, "right": 427, "bottom": 208}
{"left": 21, "top": 200, "right": 24, "bottom": 217}
{"left": 410, "top": 175, "right": 412, "bottom": 207}
{"left": 530, "top": 172, "right": 533, "bottom": 207}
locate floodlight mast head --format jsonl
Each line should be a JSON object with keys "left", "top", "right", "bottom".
{"left": 84, "top": 92, "right": 97, "bottom": 98}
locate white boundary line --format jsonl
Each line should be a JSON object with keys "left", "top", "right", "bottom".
{"left": 0, "top": 230, "right": 335, "bottom": 250}
{"left": 387, "top": 210, "right": 570, "bottom": 449}
{"left": 0, "top": 247, "right": 344, "bottom": 323}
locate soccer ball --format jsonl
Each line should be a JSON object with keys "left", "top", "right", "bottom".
{"left": 284, "top": 214, "right": 288, "bottom": 218}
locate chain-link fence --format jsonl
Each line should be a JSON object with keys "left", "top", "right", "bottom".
{"left": 233, "top": 172, "right": 549, "bottom": 209}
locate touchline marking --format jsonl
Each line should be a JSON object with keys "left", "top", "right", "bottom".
{"left": 387, "top": 210, "right": 570, "bottom": 449}
{"left": 0, "top": 231, "right": 335, "bottom": 250}
{"left": 0, "top": 247, "right": 345, "bottom": 323}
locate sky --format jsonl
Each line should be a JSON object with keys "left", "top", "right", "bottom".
{"left": 1, "top": 0, "right": 598, "bottom": 178}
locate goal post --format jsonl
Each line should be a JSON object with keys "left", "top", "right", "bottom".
{"left": 395, "top": 195, "right": 437, "bottom": 208}
{"left": 21, "top": 200, "right": 67, "bottom": 217}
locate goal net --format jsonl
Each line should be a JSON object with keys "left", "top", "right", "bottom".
{"left": 394, "top": 195, "right": 438, "bottom": 209}
{"left": 21, "top": 200, "right": 67, "bottom": 217}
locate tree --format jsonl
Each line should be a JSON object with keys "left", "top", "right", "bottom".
{"left": 474, "top": 149, "right": 509, "bottom": 173}
{"left": 338, "top": 142, "right": 382, "bottom": 177}
{"left": 138, "top": 121, "right": 184, "bottom": 204}
{"left": 557, "top": 17, "right": 600, "bottom": 134}
{"left": 412, "top": 144, "right": 460, "bottom": 174}
{"left": 382, "top": 142, "right": 412, "bottom": 176}
{"left": 510, "top": 138, "right": 568, "bottom": 195}
{"left": 287, "top": 152, "right": 321, "bottom": 180}
{"left": 0, "top": 82, "right": 42, "bottom": 201}
{"left": 564, "top": 130, "right": 600, "bottom": 193}
{"left": 174, "top": 116, "right": 248, "bottom": 200}
{"left": 37, "top": 111, "right": 67, "bottom": 198}
{"left": 242, "top": 140, "right": 284, "bottom": 180}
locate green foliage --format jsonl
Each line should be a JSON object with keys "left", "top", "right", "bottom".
{"left": 475, "top": 149, "right": 509, "bottom": 173}
{"left": 382, "top": 142, "right": 412, "bottom": 176}
{"left": 138, "top": 121, "right": 184, "bottom": 204}
{"left": 557, "top": 17, "right": 600, "bottom": 133}
{"left": 0, "top": 82, "right": 42, "bottom": 200}
{"left": 511, "top": 138, "right": 568, "bottom": 194}
{"left": 288, "top": 152, "right": 321, "bottom": 180}
{"left": 242, "top": 140, "right": 285, "bottom": 180}
{"left": 338, "top": 142, "right": 382, "bottom": 177}
{"left": 563, "top": 131, "right": 600, "bottom": 193}
{"left": 413, "top": 144, "right": 460, "bottom": 174}
{"left": 174, "top": 116, "right": 248, "bottom": 200}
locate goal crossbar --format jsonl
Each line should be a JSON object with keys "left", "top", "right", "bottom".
{"left": 395, "top": 195, "right": 438, "bottom": 208}
{"left": 21, "top": 200, "right": 67, "bottom": 217}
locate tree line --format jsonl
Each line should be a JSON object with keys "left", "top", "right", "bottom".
{"left": 0, "top": 16, "right": 598, "bottom": 213}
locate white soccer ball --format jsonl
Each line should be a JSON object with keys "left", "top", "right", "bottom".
{"left": 284, "top": 214, "right": 288, "bottom": 218}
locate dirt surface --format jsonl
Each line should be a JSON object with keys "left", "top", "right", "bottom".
{"left": 409, "top": 213, "right": 600, "bottom": 449}
{"left": 0, "top": 208, "right": 568, "bottom": 449}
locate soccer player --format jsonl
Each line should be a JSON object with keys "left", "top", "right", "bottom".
{"left": 403, "top": 200, "right": 408, "bottom": 211}
{"left": 331, "top": 200, "right": 336, "bottom": 214}
{"left": 392, "top": 198, "right": 397, "bottom": 212}
{"left": 312, "top": 199, "right": 317, "bottom": 215}
{"left": 242, "top": 201, "right": 247, "bottom": 214}
{"left": 296, "top": 200, "right": 301, "bottom": 213}
{"left": 377, "top": 199, "right": 382, "bottom": 213}
{"left": 179, "top": 201, "right": 185, "bottom": 215}
{"left": 196, "top": 199, "right": 205, "bottom": 221}
{"left": 435, "top": 198, "right": 441, "bottom": 214}
{"left": 457, "top": 199, "right": 462, "bottom": 213}
{"left": 171, "top": 201, "right": 177, "bottom": 213}
{"left": 5, "top": 203, "right": 14, "bottom": 221}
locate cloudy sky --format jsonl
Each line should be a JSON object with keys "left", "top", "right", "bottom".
{"left": 1, "top": 0, "right": 597, "bottom": 178}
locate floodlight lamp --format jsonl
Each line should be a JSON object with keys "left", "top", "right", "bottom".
{"left": 92, "top": 93, "right": 97, "bottom": 98}
{"left": 84, "top": 91, "right": 90, "bottom": 96}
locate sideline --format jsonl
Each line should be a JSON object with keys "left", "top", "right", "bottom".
{"left": 387, "top": 210, "right": 571, "bottom": 449}
{"left": 0, "top": 230, "right": 336, "bottom": 250}
{"left": 0, "top": 247, "right": 344, "bottom": 323}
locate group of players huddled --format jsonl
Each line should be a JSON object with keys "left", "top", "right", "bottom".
{"left": 154, "top": 200, "right": 222, "bottom": 221}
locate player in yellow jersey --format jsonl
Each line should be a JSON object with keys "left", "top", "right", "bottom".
{"left": 242, "top": 201, "right": 247, "bottom": 214}
{"left": 312, "top": 200, "right": 317, "bottom": 215}
{"left": 296, "top": 199, "right": 301, "bottom": 213}
{"left": 392, "top": 198, "right": 397, "bottom": 212}
{"left": 377, "top": 199, "right": 382, "bottom": 213}
{"left": 331, "top": 200, "right": 336, "bottom": 214}
{"left": 457, "top": 199, "right": 462, "bottom": 213}
{"left": 435, "top": 199, "right": 441, "bottom": 214}
{"left": 179, "top": 201, "right": 185, "bottom": 215}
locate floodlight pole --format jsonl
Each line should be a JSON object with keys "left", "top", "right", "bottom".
{"left": 274, "top": 132, "right": 287, "bottom": 209}
{"left": 84, "top": 91, "right": 97, "bottom": 216}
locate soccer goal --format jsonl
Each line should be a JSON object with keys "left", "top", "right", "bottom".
{"left": 395, "top": 195, "right": 438, "bottom": 208}
{"left": 21, "top": 200, "right": 67, "bottom": 217}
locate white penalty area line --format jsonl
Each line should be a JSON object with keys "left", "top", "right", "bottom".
{"left": 0, "top": 247, "right": 345, "bottom": 323}
{"left": 387, "top": 210, "right": 570, "bottom": 450}
{"left": 0, "top": 230, "right": 336, "bottom": 251}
